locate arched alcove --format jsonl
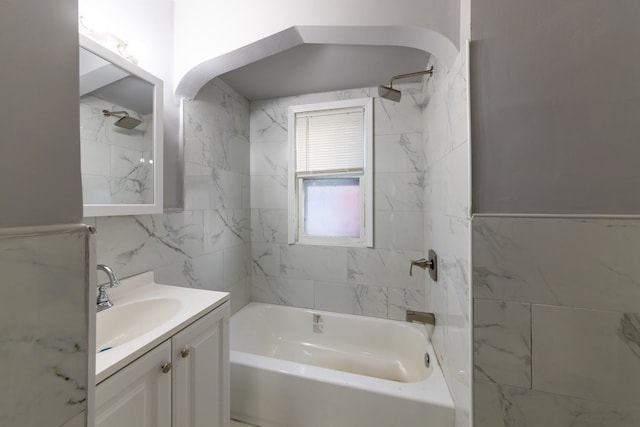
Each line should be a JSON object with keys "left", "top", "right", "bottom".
{"left": 175, "top": 25, "right": 458, "bottom": 99}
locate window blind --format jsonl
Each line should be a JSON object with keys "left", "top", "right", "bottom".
{"left": 295, "top": 107, "right": 365, "bottom": 174}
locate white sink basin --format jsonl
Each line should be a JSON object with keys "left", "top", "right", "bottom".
{"left": 95, "top": 271, "right": 229, "bottom": 384}
{"left": 96, "top": 298, "right": 182, "bottom": 353}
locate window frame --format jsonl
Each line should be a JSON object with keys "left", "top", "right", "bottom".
{"left": 288, "top": 98, "right": 373, "bottom": 247}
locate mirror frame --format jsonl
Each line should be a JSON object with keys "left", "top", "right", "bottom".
{"left": 80, "top": 34, "right": 163, "bottom": 217}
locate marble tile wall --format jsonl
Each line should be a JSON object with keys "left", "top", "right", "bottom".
{"left": 473, "top": 216, "right": 640, "bottom": 426}
{"left": 80, "top": 96, "right": 154, "bottom": 205}
{"left": 0, "top": 225, "right": 92, "bottom": 427}
{"left": 86, "top": 78, "right": 251, "bottom": 315}
{"left": 249, "top": 84, "right": 429, "bottom": 320}
{"left": 422, "top": 51, "right": 472, "bottom": 427}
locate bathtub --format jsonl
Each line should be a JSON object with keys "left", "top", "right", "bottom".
{"left": 230, "top": 303, "right": 454, "bottom": 427}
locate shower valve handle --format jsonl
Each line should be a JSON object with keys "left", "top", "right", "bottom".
{"left": 409, "top": 250, "right": 438, "bottom": 282}
{"left": 409, "top": 258, "right": 433, "bottom": 276}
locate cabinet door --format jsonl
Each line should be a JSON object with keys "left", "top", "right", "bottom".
{"left": 172, "top": 302, "right": 230, "bottom": 427}
{"left": 95, "top": 341, "right": 172, "bottom": 427}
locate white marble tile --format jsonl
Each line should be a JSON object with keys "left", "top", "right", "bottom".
{"left": 210, "top": 168, "right": 244, "bottom": 210}
{"left": 474, "top": 382, "right": 640, "bottom": 427}
{"left": 250, "top": 242, "right": 281, "bottom": 277}
{"left": 426, "top": 214, "right": 470, "bottom": 300}
{"left": 249, "top": 174, "right": 288, "bottom": 209}
{"left": 183, "top": 175, "right": 214, "bottom": 210}
{"left": 532, "top": 305, "right": 640, "bottom": 406}
{"left": 225, "top": 277, "right": 250, "bottom": 315}
{"left": 80, "top": 95, "right": 153, "bottom": 205}
{"left": 423, "top": 157, "right": 443, "bottom": 215}
{"left": 250, "top": 140, "right": 288, "bottom": 176}
{"left": 280, "top": 244, "right": 347, "bottom": 283}
{"left": 421, "top": 52, "right": 471, "bottom": 427}
{"left": 108, "top": 175, "right": 152, "bottom": 204}
{"left": 154, "top": 251, "right": 225, "bottom": 291}
{"left": 444, "top": 284, "right": 471, "bottom": 414}
{"left": 347, "top": 248, "right": 424, "bottom": 289}
{"left": 219, "top": 131, "right": 251, "bottom": 175}
{"left": 447, "top": 64, "right": 468, "bottom": 150}
{"left": 374, "top": 82, "right": 424, "bottom": 135}
{"left": 314, "top": 282, "right": 388, "bottom": 318}
{"left": 251, "top": 276, "right": 314, "bottom": 308}
{"left": 374, "top": 133, "right": 425, "bottom": 174}
{"left": 374, "top": 172, "right": 425, "bottom": 212}
{"left": 82, "top": 175, "right": 112, "bottom": 204}
{"left": 0, "top": 226, "right": 89, "bottom": 427}
{"left": 110, "top": 144, "right": 146, "bottom": 178}
{"left": 80, "top": 139, "right": 110, "bottom": 176}
{"left": 249, "top": 98, "right": 290, "bottom": 143}
{"left": 423, "top": 88, "right": 453, "bottom": 165}
{"left": 442, "top": 142, "right": 470, "bottom": 219}
{"left": 388, "top": 288, "right": 426, "bottom": 321}
{"left": 204, "top": 209, "right": 249, "bottom": 253}
{"left": 250, "top": 208, "right": 288, "bottom": 244}
{"left": 183, "top": 136, "right": 212, "bottom": 169}
{"left": 96, "top": 211, "right": 204, "bottom": 278}
{"left": 473, "top": 217, "right": 640, "bottom": 312}
{"left": 224, "top": 244, "right": 250, "bottom": 286}
{"left": 240, "top": 175, "right": 250, "bottom": 212}
{"left": 183, "top": 79, "right": 245, "bottom": 137}
{"left": 374, "top": 210, "right": 424, "bottom": 251}
{"left": 474, "top": 299, "right": 531, "bottom": 388}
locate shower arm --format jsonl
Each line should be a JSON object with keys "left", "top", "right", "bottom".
{"left": 387, "top": 66, "right": 434, "bottom": 88}
{"left": 103, "top": 110, "right": 131, "bottom": 118}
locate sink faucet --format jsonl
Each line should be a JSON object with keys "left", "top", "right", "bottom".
{"left": 96, "top": 264, "right": 121, "bottom": 312}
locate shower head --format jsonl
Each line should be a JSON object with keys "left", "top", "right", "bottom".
{"left": 377, "top": 85, "right": 402, "bottom": 102}
{"left": 102, "top": 110, "right": 142, "bottom": 129}
{"left": 378, "top": 66, "right": 434, "bottom": 103}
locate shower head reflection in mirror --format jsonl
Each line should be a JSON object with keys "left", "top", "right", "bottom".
{"left": 102, "top": 110, "right": 142, "bottom": 129}
{"left": 79, "top": 34, "right": 163, "bottom": 217}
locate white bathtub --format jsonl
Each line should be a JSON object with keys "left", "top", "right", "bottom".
{"left": 230, "top": 303, "right": 454, "bottom": 427}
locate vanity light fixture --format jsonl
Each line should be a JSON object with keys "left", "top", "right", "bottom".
{"left": 79, "top": 15, "right": 139, "bottom": 64}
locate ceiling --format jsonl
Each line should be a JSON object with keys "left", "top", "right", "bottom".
{"left": 220, "top": 44, "right": 430, "bottom": 101}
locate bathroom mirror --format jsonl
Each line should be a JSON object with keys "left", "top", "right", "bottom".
{"left": 79, "top": 34, "right": 163, "bottom": 217}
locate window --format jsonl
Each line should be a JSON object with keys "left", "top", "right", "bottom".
{"left": 288, "top": 98, "right": 373, "bottom": 247}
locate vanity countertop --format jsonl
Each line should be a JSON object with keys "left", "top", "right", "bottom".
{"left": 95, "top": 271, "right": 228, "bottom": 384}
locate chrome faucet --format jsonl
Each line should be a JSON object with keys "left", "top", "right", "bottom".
{"left": 96, "top": 264, "right": 121, "bottom": 312}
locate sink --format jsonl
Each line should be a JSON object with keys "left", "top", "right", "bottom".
{"left": 96, "top": 298, "right": 182, "bottom": 353}
{"left": 94, "top": 271, "right": 229, "bottom": 384}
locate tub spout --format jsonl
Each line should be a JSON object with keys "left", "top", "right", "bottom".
{"left": 406, "top": 310, "right": 435, "bottom": 326}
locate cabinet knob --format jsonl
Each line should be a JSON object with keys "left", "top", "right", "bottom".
{"left": 180, "top": 348, "right": 191, "bottom": 358}
{"left": 161, "top": 362, "right": 172, "bottom": 374}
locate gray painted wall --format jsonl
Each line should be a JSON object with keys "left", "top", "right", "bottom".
{"left": 471, "top": 0, "right": 640, "bottom": 214}
{"left": 0, "top": 0, "right": 83, "bottom": 226}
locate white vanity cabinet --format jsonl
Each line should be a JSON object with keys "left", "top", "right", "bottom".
{"left": 95, "top": 341, "right": 172, "bottom": 427}
{"left": 172, "top": 303, "right": 230, "bottom": 427}
{"left": 95, "top": 301, "right": 230, "bottom": 427}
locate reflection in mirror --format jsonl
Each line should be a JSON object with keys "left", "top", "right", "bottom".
{"left": 79, "top": 34, "right": 163, "bottom": 217}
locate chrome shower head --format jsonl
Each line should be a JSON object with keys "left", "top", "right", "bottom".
{"left": 378, "top": 66, "right": 434, "bottom": 103}
{"left": 102, "top": 110, "right": 142, "bottom": 129}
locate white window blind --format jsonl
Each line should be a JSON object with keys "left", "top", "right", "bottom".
{"left": 295, "top": 107, "right": 365, "bottom": 174}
